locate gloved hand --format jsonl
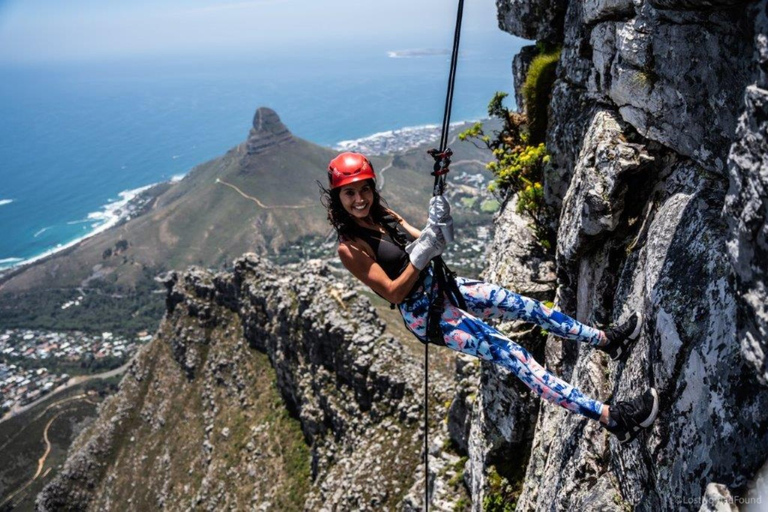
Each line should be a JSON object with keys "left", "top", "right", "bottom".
{"left": 427, "top": 195, "right": 454, "bottom": 244}
{"left": 405, "top": 225, "right": 446, "bottom": 270}
{"left": 428, "top": 195, "right": 451, "bottom": 224}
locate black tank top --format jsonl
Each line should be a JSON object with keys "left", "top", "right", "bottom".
{"left": 349, "top": 221, "right": 416, "bottom": 280}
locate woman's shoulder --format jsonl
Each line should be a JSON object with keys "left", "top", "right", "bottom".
{"left": 338, "top": 236, "right": 374, "bottom": 259}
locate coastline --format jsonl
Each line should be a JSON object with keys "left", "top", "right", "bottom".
{"left": 333, "top": 119, "right": 482, "bottom": 156}
{"left": 0, "top": 183, "right": 161, "bottom": 278}
{"left": 0, "top": 119, "right": 486, "bottom": 278}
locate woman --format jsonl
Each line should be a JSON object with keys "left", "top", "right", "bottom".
{"left": 321, "top": 152, "right": 658, "bottom": 443}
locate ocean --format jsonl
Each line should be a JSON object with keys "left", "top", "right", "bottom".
{"left": 0, "top": 37, "right": 524, "bottom": 270}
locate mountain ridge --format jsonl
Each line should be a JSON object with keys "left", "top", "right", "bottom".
{"left": 35, "top": 256, "right": 464, "bottom": 510}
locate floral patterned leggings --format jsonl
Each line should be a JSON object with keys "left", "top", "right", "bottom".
{"left": 399, "top": 270, "right": 605, "bottom": 422}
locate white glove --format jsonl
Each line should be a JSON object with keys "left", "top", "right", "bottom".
{"left": 428, "top": 195, "right": 451, "bottom": 224}
{"left": 405, "top": 225, "right": 446, "bottom": 270}
{"left": 427, "top": 195, "right": 454, "bottom": 244}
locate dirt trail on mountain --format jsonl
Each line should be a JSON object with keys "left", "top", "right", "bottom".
{"left": 0, "top": 397, "right": 95, "bottom": 508}
{"left": 216, "top": 178, "right": 313, "bottom": 209}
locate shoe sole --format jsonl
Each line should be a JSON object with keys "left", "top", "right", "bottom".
{"left": 629, "top": 312, "right": 644, "bottom": 340}
{"left": 639, "top": 388, "right": 659, "bottom": 428}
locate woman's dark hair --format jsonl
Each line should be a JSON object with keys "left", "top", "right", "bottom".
{"left": 319, "top": 178, "right": 409, "bottom": 248}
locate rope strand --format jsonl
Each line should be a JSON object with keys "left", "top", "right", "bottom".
{"left": 425, "top": 1, "right": 465, "bottom": 509}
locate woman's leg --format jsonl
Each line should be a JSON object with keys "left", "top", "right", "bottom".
{"left": 454, "top": 277, "right": 605, "bottom": 347}
{"left": 400, "top": 296, "right": 604, "bottom": 422}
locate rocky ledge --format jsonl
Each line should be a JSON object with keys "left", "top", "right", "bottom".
{"left": 36, "top": 256, "right": 467, "bottom": 511}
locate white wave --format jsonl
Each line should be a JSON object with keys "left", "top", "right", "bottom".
{"left": 172, "top": 155, "right": 181, "bottom": 160}
{"left": 0, "top": 199, "right": 14, "bottom": 206}
{"left": 170, "top": 174, "right": 185, "bottom": 183}
{"left": 0, "top": 257, "right": 23, "bottom": 272}
{"left": 2, "top": 183, "right": 158, "bottom": 272}
{"left": 33, "top": 227, "right": 51, "bottom": 238}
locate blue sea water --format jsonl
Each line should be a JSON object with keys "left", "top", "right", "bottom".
{"left": 0, "top": 38, "right": 524, "bottom": 269}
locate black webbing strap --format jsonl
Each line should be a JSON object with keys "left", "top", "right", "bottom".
{"left": 425, "top": 258, "right": 467, "bottom": 345}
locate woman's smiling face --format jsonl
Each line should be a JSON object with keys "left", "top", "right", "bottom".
{"left": 339, "top": 180, "right": 375, "bottom": 220}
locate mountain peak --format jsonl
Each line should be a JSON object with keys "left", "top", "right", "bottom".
{"left": 252, "top": 107, "right": 289, "bottom": 135}
{"left": 246, "top": 107, "right": 293, "bottom": 155}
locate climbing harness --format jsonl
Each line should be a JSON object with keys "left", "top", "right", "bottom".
{"left": 422, "top": 0, "right": 466, "bottom": 509}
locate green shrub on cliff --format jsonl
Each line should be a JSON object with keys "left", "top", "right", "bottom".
{"left": 522, "top": 46, "right": 561, "bottom": 145}
{"left": 458, "top": 45, "right": 561, "bottom": 249}
{"left": 458, "top": 92, "right": 553, "bottom": 249}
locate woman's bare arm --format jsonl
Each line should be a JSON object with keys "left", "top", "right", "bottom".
{"left": 338, "top": 242, "right": 422, "bottom": 304}
{"left": 385, "top": 208, "right": 422, "bottom": 239}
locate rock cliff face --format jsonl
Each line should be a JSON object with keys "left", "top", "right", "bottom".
{"left": 36, "top": 256, "right": 466, "bottom": 511}
{"left": 246, "top": 107, "right": 294, "bottom": 155}
{"left": 458, "top": 0, "right": 768, "bottom": 509}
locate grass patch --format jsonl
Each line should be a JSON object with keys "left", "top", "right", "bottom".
{"left": 521, "top": 46, "right": 561, "bottom": 145}
{"left": 461, "top": 197, "right": 479, "bottom": 209}
{"left": 482, "top": 443, "right": 532, "bottom": 512}
{"left": 480, "top": 199, "right": 500, "bottom": 213}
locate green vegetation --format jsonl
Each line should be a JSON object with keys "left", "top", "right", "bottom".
{"left": 264, "top": 378, "right": 312, "bottom": 510}
{"left": 0, "top": 272, "right": 165, "bottom": 336}
{"left": 482, "top": 466, "right": 519, "bottom": 512}
{"left": 522, "top": 46, "right": 561, "bottom": 145}
{"left": 459, "top": 93, "right": 553, "bottom": 250}
{"left": 454, "top": 496, "right": 471, "bottom": 511}
{"left": 0, "top": 381, "right": 104, "bottom": 510}
{"left": 461, "top": 196, "right": 479, "bottom": 209}
{"left": 83, "top": 375, "right": 122, "bottom": 396}
{"left": 275, "top": 234, "right": 335, "bottom": 264}
{"left": 458, "top": 46, "right": 561, "bottom": 250}
{"left": 482, "top": 444, "right": 532, "bottom": 512}
{"left": 480, "top": 199, "right": 500, "bottom": 213}
{"left": 448, "top": 456, "right": 469, "bottom": 488}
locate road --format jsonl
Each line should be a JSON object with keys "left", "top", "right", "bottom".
{"left": 0, "top": 355, "right": 135, "bottom": 425}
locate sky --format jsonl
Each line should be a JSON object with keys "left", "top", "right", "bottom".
{"left": 0, "top": 0, "right": 512, "bottom": 63}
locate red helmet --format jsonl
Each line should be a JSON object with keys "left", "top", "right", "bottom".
{"left": 328, "top": 152, "right": 376, "bottom": 189}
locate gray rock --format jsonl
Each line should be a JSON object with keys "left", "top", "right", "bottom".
{"left": 512, "top": 45, "right": 539, "bottom": 113}
{"left": 484, "top": 194, "right": 556, "bottom": 301}
{"left": 245, "top": 107, "right": 293, "bottom": 155}
{"left": 496, "top": 0, "right": 567, "bottom": 43}
{"left": 603, "top": 5, "right": 752, "bottom": 174}
{"left": 37, "top": 254, "right": 448, "bottom": 511}
{"left": 583, "top": 0, "right": 635, "bottom": 25}
{"left": 557, "top": 108, "right": 654, "bottom": 263}
{"left": 724, "top": 5, "right": 768, "bottom": 386}
{"left": 483, "top": 0, "right": 768, "bottom": 510}
{"left": 650, "top": 0, "right": 751, "bottom": 9}
{"left": 698, "top": 483, "right": 738, "bottom": 512}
